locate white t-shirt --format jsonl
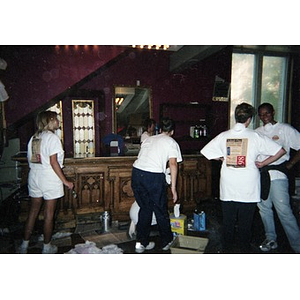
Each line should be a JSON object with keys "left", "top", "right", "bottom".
{"left": 255, "top": 122, "right": 300, "bottom": 180}
{"left": 201, "top": 123, "right": 282, "bottom": 203}
{"left": 140, "top": 131, "right": 150, "bottom": 143}
{"left": 27, "top": 131, "right": 64, "bottom": 170}
{"left": 133, "top": 133, "right": 182, "bottom": 173}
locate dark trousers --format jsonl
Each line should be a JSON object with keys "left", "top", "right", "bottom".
{"left": 131, "top": 167, "right": 173, "bottom": 248}
{"left": 221, "top": 201, "right": 257, "bottom": 253}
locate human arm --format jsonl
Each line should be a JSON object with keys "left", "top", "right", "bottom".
{"left": 50, "top": 154, "right": 74, "bottom": 189}
{"left": 200, "top": 134, "right": 224, "bottom": 161}
{"left": 169, "top": 157, "right": 178, "bottom": 203}
{"left": 255, "top": 148, "right": 286, "bottom": 168}
{"left": 286, "top": 149, "right": 300, "bottom": 170}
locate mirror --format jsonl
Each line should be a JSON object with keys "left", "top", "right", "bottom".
{"left": 113, "top": 86, "right": 152, "bottom": 141}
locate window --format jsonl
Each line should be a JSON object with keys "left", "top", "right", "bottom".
{"left": 261, "top": 56, "right": 286, "bottom": 121}
{"left": 230, "top": 51, "right": 288, "bottom": 128}
{"left": 72, "top": 100, "right": 95, "bottom": 158}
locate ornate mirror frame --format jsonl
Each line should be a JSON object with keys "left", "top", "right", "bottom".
{"left": 112, "top": 85, "right": 152, "bottom": 139}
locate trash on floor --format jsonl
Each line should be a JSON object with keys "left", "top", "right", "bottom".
{"left": 38, "top": 231, "right": 73, "bottom": 241}
{"left": 65, "top": 240, "right": 123, "bottom": 254}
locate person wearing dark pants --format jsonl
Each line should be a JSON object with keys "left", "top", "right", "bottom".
{"left": 131, "top": 169, "right": 173, "bottom": 249}
{"left": 221, "top": 201, "right": 257, "bottom": 252}
{"left": 201, "top": 103, "right": 286, "bottom": 253}
{"left": 131, "top": 118, "right": 182, "bottom": 253}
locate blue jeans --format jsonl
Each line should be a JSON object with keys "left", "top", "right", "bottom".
{"left": 257, "top": 179, "right": 300, "bottom": 253}
{"left": 131, "top": 167, "right": 173, "bottom": 248}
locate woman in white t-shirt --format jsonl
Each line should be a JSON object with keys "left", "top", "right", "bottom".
{"left": 18, "top": 111, "right": 74, "bottom": 254}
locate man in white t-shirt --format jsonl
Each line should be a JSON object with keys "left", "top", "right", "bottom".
{"left": 131, "top": 117, "right": 182, "bottom": 253}
{"left": 255, "top": 102, "right": 300, "bottom": 253}
{"left": 140, "top": 118, "right": 156, "bottom": 143}
{"left": 201, "top": 103, "right": 286, "bottom": 253}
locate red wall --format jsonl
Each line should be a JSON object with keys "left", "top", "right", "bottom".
{"left": 1, "top": 46, "right": 233, "bottom": 155}
{"left": 79, "top": 47, "right": 232, "bottom": 155}
{"left": 0, "top": 45, "right": 127, "bottom": 127}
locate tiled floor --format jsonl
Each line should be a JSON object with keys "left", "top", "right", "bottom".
{"left": 1, "top": 196, "right": 300, "bottom": 254}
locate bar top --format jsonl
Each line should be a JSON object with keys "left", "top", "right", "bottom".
{"left": 12, "top": 153, "right": 204, "bottom": 164}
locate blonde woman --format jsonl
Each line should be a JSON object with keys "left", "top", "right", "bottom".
{"left": 19, "top": 111, "right": 73, "bottom": 254}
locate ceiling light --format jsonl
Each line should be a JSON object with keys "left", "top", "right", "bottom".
{"left": 132, "top": 45, "right": 170, "bottom": 51}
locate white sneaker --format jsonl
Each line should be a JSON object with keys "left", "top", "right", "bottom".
{"left": 135, "top": 241, "right": 155, "bottom": 253}
{"left": 162, "top": 236, "right": 176, "bottom": 251}
{"left": 17, "top": 240, "right": 29, "bottom": 254}
{"left": 162, "top": 241, "right": 174, "bottom": 251}
{"left": 42, "top": 244, "right": 58, "bottom": 254}
{"left": 18, "top": 245, "right": 28, "bottom": 254}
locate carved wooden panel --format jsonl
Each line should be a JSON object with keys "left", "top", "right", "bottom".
{"left": 108, "top": 166, "right": 135, "bottom": 215}
{"left": 76, "top": 172, "right": 105, "bottom": 210}
{"left": 176, "top": 156, "right": 211, "bottom": 206}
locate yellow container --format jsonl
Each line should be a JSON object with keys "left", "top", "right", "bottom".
{"left": 170, "top": 213, "right": 187, "bottom": 236}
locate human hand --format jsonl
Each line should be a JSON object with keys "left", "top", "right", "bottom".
{"left": 171, "top": 187, "right": 178, "bottom": 203}
{"left": 65, "top": 181, "right": 74, "bottom": 190}
{"left": 255, "top": 161, "right": 264, "bottom": 168}
{"left": 285, "top": 161, "right": 295, "bottom": 170}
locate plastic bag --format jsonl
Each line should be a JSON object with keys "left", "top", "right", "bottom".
{"left": 65, "top": 241, "right": 123, "bottom": 254}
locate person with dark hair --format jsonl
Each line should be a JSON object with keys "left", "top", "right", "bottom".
{"left": 18, "top": 111, "right": 74, "bottom": 254}
{"left": 201, "top": 102, "right": 286, "bottom": 253}
{"left": 255, "top": 103, "right": 300, "bottom": 253}
{"left": 102, "top": 133, "right": 126, "bottom": 156}
{"left": 131, "top": 117, "right": 182, "bottom": 253}
{"left": 140, "top": 118, "right": 156, "bottom": 143}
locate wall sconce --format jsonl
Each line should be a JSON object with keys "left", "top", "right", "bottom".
{"left": 115, "top": 97, "right": 124, "bottom": 110}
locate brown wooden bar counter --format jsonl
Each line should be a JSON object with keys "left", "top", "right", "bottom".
{"left": 14, "top": 155, "right": 211, "bottom": 228}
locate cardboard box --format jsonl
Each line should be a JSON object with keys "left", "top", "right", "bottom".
{"left": 170, "top": 214, "right": 187, "bottom": 236}
{"left": 170, "top": 235, "right": 209, "bottom": 254}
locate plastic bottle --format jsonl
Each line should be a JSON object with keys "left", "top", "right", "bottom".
{"left": 193, "top": 209, "right": 200, "bottom": 230}
{"left": 155, "top": 124, "right": 159, "bottom": 135}
{"left": 194, "top": 126, "right": 200, "bottom": 138}
{"left": 199, "top": 119, "right": 207, "bottom": 137}
{"left": 101, "top": 211, "right": 111, "bottom": 233}
{"left": 199, "top": 211, "right": 206, "bottom": 231}
{"left": 203, "top": 125, "right": 207, "bottom": 137}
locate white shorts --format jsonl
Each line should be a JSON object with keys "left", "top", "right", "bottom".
{"left": 28, "top": 168, "right": 64, "bottom": 200}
